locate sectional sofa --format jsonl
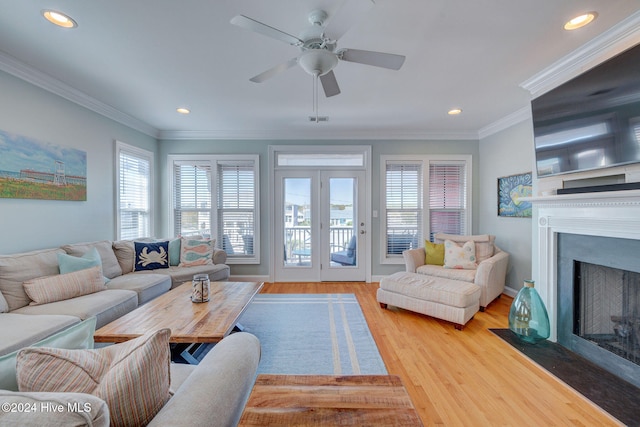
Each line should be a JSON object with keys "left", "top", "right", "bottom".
{"left": 0, "top": 238, "right": 229, "bottom": 359}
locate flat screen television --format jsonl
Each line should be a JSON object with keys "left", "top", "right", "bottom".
{"left": 531, "top": 43, "right": 640, "bottom": 177}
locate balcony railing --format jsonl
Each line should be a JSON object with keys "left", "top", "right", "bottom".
{"left": 284, "top": 226, "right": 354, "bottom": 264}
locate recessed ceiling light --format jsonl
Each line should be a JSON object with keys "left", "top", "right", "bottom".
{"left": 42, "top": 10, "right": 77, "bottom": 28}
{"left": 176, "top": 107, "right": 191, "bottom": 114}
{"left": 448, "top": 108, "right": 462, "bottom": 115}
{"left": 564, "top": 12, "right": 597, "bottom": 30}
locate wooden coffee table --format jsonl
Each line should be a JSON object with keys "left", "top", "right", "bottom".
{"left": 239, "top": 374, "right": 423, "bottom": 426}
{"left": 94, "top": 281, "right": 263, "bottom": 345}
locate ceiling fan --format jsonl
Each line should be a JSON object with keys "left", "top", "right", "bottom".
{"left": 230, "top": 0, "right": 406, "bottom": 108}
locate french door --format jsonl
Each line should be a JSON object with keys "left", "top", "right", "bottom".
{"left": 274, "top": 169, "right": 366, "bottom": 282}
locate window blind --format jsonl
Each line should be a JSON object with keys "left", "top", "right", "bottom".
{"left": 118, "top": 148, "right": 151, "bottom": 240}
{"left": 217, "top": 161, "right": 255, "bottom": 256}
{"left": 173, "top": 163, "right": 212, "bottom": 238}
{"left": 385, "top": 162, "right": 422, "bottom": 256}
{"left": 428, "top": 162, "right": 467, "bottom": 241}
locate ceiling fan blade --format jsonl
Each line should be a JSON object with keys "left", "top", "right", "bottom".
{"left": 340, "top": 49, "right": 405, "bottom": 70}
{"left": 324, "top": 0, "right": 374, "bottom": 41}
{"left": 231, "top": 15, "right": 303, "bottom": 47}
{"left": 320, "top": 71, "right": 341, "bottom": 97}
{"left": 250, "top": 57, "right": 299, "bottom": 83}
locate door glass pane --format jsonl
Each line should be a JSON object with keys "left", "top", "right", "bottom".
{"left": 329, "top": 178, "right": 356, "bottom": 267}
{"left": 283, "top": 178, "right": 311, "bottom": 266}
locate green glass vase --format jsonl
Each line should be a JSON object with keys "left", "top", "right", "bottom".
{"left": 508, "top": 280, "right": 550, "bottom": 343}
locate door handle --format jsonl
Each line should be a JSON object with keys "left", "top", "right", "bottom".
{"left": 360, "top": 230, "right": 366, "bottom": 234}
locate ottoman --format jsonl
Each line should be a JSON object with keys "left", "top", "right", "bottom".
{"left": 377, "top": 271, "right": 481, "bottom": 330}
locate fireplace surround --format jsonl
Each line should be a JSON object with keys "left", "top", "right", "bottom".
{"left": 533, "top": 189, "right": 640, "bottom": 388}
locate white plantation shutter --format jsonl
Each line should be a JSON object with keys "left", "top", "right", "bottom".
{"left": 428, "top": 162, "right": 467, "bottom": 241}
{"left": 217, "top": 160, "right": 256, "bottom": 257}
{"left": 169, "top": 155, "right": 259, "bottom": 263}
{"left": 173, "top": 163, "right": 212, "bottom": 238}
{"left": 117, "top": 143, "right": 152, "bottom": 240}
{"left": 385, "top": 161, "right": 422, "bottom": 256}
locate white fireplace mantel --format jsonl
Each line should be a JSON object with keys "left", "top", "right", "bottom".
{"left": 529, "top": 189, "right": 640, "bottom": 341}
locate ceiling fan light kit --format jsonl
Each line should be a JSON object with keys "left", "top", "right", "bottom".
{"left": 231, "top": 0, "right": 406, "bottom": 121}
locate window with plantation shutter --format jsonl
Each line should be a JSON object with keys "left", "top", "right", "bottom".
{"left": 381, "top": 155, "right": 471, "bottom": 263}
{"left": 383, "top": 161, "right": 422, "bottom": 258}
{"left": 173, "top": 162, "right": 212, "bottom": 238}
{"left": 428, "top": 161, "right": 467, "bottom": 241}
{"left": 169, "top": 155, "right": 259, "bottom": 264}
{"left": 116, "top": 142, "right": 153, "bottom": 240}
{"left": 217, "top": 160, "right": 256, "bottom": 258}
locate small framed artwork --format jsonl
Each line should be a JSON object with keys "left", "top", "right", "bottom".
{"left": 498, "top": 172, "right": 532, "bottom": 217}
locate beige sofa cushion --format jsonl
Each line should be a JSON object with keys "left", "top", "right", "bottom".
{"left": 0, "top": 248, "right": 64, "bottom": 311}
{"left": 17, "top": 328, "right": 171, "bottom": 427}
{"left": 0, "top": 390, "right": 109, "bottom": 426}
{"left": 23, "top": 266, "right": 106, "bottom": 305}
{"left": 12, "top": 289, "right": 138, "bottom": 329}
{"left": 435, "top": 233, "right": 495, "bottom": 263}
{"left": 0, "top": 313, "right": 80, "bottom": 357}
{"left": 416, "top": 264, "right": 476, "bottom": 283}
{"left": 61, "top": 241, "right": 122, "bottom": 279}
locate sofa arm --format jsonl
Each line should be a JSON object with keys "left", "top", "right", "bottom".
{"left": 402, "top": 248, "right": 426, "bottom": 273}
{"left": 212, "top": 248, "right": 227, "bottom": 265}
{"left": 148, "top": 332, "right": 260, "bottom": 427}
{"left": 474, "top": 247, "right": 510, "bottom": 308}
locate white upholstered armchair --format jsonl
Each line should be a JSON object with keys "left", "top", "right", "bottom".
{"left": 402, "top": 233, "right": 510, "bottom": 310}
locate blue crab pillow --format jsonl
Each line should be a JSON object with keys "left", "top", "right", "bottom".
{"left": 134, "top": 241, "right": 170, "bottom": 271}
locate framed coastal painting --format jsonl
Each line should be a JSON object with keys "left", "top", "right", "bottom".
{"left": 0, "top": 130, "right": 87, "bottom": 201}
{"left": 497, "top": 172, "right": 532, "bottom": 217}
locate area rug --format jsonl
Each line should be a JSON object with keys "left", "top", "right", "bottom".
{"left": 236, "top": 294, "right": 387, "bottom": 375}
{"left": 491, "top": 328, "right": 640, "bottom": 425}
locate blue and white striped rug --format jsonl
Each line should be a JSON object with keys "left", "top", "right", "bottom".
{"left": 237, "top": 294, "right": 387, "bottom": 375}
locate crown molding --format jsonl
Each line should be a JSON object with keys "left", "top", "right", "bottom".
{"left": 157, "top": 128, "right": 479, "bottom": 141}
{"left": 477, "top": 106, "right": 531, "bottom": 140}
{"left": 0, "top": 50, "right": 159, "bottom": 138}
{"left": 520, "top": 10, "right": 640, "bottom": 97}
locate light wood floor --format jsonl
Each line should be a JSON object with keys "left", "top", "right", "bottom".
{"left": 260, "top": 282, "right": 623, "bottom": 426}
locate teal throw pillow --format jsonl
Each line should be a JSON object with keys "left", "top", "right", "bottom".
{"left": 168, "top": 238, "right": 181, "bottom": 266}
{"left": 58, "top": 247, "right": 110, "bottom": 284}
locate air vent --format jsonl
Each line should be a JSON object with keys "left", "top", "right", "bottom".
{"left": 309, "top": 116, "right": 329, "bottom": 122}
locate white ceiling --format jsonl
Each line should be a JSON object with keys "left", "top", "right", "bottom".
{"left": 0, "top": 1, "right": 639, "bottom": 140}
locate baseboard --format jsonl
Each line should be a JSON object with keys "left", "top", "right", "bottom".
{"left": 229, "top": 275, "right": 270, "bottom": 283}
{"left": 503, "top": 286, "right": 518, "bottom": 298}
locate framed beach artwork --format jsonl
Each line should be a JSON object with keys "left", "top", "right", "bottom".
{"left": 0, "top": 130, "right": 87, "bottom": 201}
{"left": 497, "top": 172, "right": 532, "bottom": 218}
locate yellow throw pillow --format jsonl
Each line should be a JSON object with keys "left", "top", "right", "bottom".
{"left": 16, "top": 329, "right": 171, "bottom": 427}
{"left": 425, "top": 241, "right": 445, "bottom": 265}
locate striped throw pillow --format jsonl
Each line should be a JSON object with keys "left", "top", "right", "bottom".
{"left": 179, "top": 237, "right": 215, "bottom": 267}
{"left": 16, "top": 328, "right": 171, "bottom": 427}
{"left": 23, "top": 266, "right": 106, "bottom": 305}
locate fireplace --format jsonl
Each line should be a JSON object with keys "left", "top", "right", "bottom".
{"left": 533, "top": 189, "right": 640, "bottom": 388}
{"left": 556, "top": 233, "right": 640, "bottom": 388}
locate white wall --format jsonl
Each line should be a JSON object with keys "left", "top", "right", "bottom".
{"left": 0, "top": 70, "right": 158, "bottom": 254}
{"left": 479, "top": 120, "right": 535, "bottom": 292}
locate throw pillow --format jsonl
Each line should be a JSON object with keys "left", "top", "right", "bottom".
{"left": 58, "top": 247, "right": 109, "bottom": 284}
{"left": 443, "top": 240, "right": 477, "bottom": 270}
{"left": 134, "top": 241, "right": 170, "bottom": 271}
{"left": 0, "top": 291, "right": 8, "bottom": 313}
{"left": 424, "top": 241, "right": 445, "bottom": 265}
{"left": 23, "top": 266, "right": 106, "bottom": 305}
{"left": 168, "top": 238, "right": 181, "bottom": 266}
{"left": 16, "top": 328, "right": 171, "bottom": 427}
{"left": 179, "top": 237, "right": 214, "bottom": 267}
